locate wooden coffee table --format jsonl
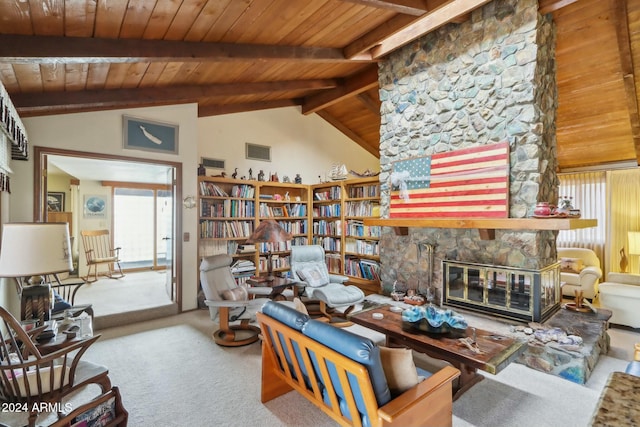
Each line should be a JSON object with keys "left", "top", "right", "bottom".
{"left": 349, "top": 305, "right": 526, "bottom": 400}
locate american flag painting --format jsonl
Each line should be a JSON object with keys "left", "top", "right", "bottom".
{"left": 390, "top": 142, "right": 510, "bottom": 218}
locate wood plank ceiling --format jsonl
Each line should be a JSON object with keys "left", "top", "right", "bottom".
{"left": 0, "top": 0, "right": 638, "bottom": 170}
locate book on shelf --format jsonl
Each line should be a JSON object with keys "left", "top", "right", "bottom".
{"left": 231, "top": 259, "right": 256, "bottom": 273}
{"left": 238, "top": 244, "right": 256, "bottom": 253}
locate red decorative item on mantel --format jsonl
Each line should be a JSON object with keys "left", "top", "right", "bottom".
{"left": 404, "top": 295, "right": 426, "bottom": 306}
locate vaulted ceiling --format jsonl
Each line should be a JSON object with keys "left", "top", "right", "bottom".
{"left": 0, "top": 0, "right": 638, "bottom": 170}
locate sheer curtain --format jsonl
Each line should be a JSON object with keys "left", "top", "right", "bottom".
{"left": 557, "top": 171, "right": 606, "bottom": 268}
{"left": 608, "top": 169, "right": 640, "bottom": 275}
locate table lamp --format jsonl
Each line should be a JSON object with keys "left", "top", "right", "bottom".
{"left": 245, "top": 220, "right": 292, "bottom": 281}
{"left": 0, "top": 222, "right": 73, "bottom": 323}
{"left": 628, "top": 231, "right": 640, "bottom": 274}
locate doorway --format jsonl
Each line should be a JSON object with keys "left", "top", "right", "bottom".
{"left": 34, "top": 147, "right": 183, "bottom": 323}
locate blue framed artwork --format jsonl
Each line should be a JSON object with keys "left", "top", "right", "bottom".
{"left": 84, "top": 195, "right": 107, "bottom": 218}
{"left": 123, "top": 115, "right": 179, "bottom": 154}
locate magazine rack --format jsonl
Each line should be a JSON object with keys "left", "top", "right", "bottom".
{"left": 49, "top": 387, "right": 128, "bottom": 427}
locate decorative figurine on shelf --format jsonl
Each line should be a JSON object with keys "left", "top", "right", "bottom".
{"left": 270, "top": 172, "right": 279, "bottom": 182}
{"left": 231, "top": 168, "right": 238, "bottom": 179}
{"left": 556, "top": 196, "right": 574, "bottom": 215}
{"left": 282, "top": 175, "right": 290, "bottom": 183}
{"left": 284, "top": 191, "right": 290, "bottom": 201}
{"left": 248, "top": 168, "right": 253, "bottom": 180}
{"left": 197, "top": 164, "right": 206, "bottom": 176}
{"left": 257, "top": 170, "right": 265, "bottom": 181}
{"left": 294, "top": 174, "right": 302, "bottom": 184}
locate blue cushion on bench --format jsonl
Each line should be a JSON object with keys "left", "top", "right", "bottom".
{"left": 302, "top": 319, "right": 391, "bottom": 424}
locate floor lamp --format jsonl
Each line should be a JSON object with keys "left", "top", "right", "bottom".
{"left": 0, "top": 223, "right": 73, "bottom": 324}
{"left": 245, "top": 220, "right": 292, "bottom": 281}
{"left": 628, "top": 231, "right": 640, "bottom": 274}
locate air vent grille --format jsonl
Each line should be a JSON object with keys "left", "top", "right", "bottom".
{"left": 201, "top": 157, "right": 225, "bottom": 169}
{"left": 245, "top": 143, "right": 271, "bottom": 161}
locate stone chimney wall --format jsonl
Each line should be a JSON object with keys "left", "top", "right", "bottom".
{"left": 377, "top": 0, "right": 558, "bottom": 296}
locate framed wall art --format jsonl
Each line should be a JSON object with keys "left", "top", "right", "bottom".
{"left": 123, "top": 115, "right": 179, "bottom": 154}
{"left": 83, "top": 195, "right": 107, "bottom": 218}
{"left": 47, "top": 192, "right": 65, "bottom": 212}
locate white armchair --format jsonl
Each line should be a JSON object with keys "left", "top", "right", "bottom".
{"left": 558, "top": 247, "right": 602, "bottom": 300}
{"left": 598, "top": 273, "right": 640, "bottom": 328}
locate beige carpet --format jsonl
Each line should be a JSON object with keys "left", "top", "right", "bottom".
{"left": 1, "top": 306, "right": 636, "bottom": 426}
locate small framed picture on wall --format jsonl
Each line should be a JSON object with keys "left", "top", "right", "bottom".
{"left": 83, "top": 195, "right": 107, "bottom": 218}
{"left": 47, "top": 192, "right": 65, "bottom": 212}
{"left": 123, "top": 115, "right": 179, "bottom": 154}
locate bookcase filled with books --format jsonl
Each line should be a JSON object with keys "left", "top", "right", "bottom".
{"left": 198, "top": 176, "right": 258, "bottom": 283}
{"left": 343, "top": 177, "right": 381, "bottom": 294}
{"left": 311, "top": 183, "right": 343, "bottom": 275}
{"left": 255, "top": 181, "right": 310, "bottom": 276}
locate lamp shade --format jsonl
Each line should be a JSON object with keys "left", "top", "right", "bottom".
{"left": 0, "top": 223, "right": 73, "bottom": 277}
{"left": 629, "top": 231, "right": 640, "bottom": 256}
{"left": 245, "top": 220, "right": 292, "bottom": 243}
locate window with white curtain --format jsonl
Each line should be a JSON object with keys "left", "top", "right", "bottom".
{"left": 557, "top": 171, "right": 607, "bottom": 264}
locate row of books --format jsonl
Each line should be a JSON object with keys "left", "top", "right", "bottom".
{"left": 312, "top": 236, "right": 341, "bottom": 252}
{"left": 258, "top": 254, "right": 290, "bottom": 270}
{"left": 344, "top": 237, "right": 379, "bottom": 256}
{"left": 312, "top": 204, "right": 341, "bottom": 217}
{"left": 199, "top": 220, "right": 253, "bottom": 238}
{"left": 230, "top": 184, "right": 255, "bottom": 198}
{"left": 345, "top": 200, "right": 380, "bottom": 217}
{"left": 344, "top": 258, "right": 380, "bottom": 281}
{"left": 348, "top": 184, "right": 379, "bottom": 198}
{"left": 258, "top": 203, "right": 307, "bottom": 218}
{"left": 325, "top": 253, "right": 342, "bottom": 274}
{"left": 199, "top": 182, "right": 228, "bottom": 197}
{"left": 314, "top": 186, "right": 341, "bottom": 200}
{"left": 313, "top": 219, "right": 342, "bottom": 236}
{"left": 231, "top": 259, "right": 256, "bottom": 274}
{"left": 345, "top": 220, "right": 381, "bottom": 238}
{"left": 201, "top": 199, "right": 255, "bottom": 218}
{"left": 277, "top": 220, "right": 308, "bottom": 235}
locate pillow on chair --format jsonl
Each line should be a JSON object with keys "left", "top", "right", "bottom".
{"left": 560, "top": 257, "right": 584, "bottom": 274}
{"left": 379, "top": 346, "right": 420, "bottom": 395}
{"left": 297, "top": 265, "right": 330, "bottom": 287}
{"left": 222, "top": 286, "right": 249, "bottom": 301}
{"left": 52, "top": 291, "right": 72, "bottom": 314}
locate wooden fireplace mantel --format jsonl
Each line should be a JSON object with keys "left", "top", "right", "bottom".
{"left": 363, "top": 217, "right": 597, "bottom": 240}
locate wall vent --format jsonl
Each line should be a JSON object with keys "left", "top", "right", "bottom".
{"left": 245, "top": 143, "right": 271, "bottom": 162}
{"left": 201, "top": 157, "right": 225, "bottom": 169}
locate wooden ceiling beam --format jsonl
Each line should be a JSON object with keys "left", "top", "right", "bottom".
{"left": 13, "top": 79, "right": 338, "bottom": 115}
{"left": 357, "top": 93, "right": 381, "bottom": 114}
{"left": 301, "top": 67, "right": 379, "bottom": 115}
{"left": 338, "top": 0, "right": 429, "bottom": 16}
{"left": 343, "top": 0, "right": 477, "bottom": 59}
{"left": 198, "top": 99, "right": 301, "bottom": 117}
{"left": 370, "top": 0, "right": 493, "bottom": 58}
{"left": 316, "top": 110, "right": 380, "bottom": 157}
{"left": 0, "top": 34, "right": 375, "bottom": 64}
{"left": 538, "top": 0, "right": 580, "bottom": 15}
{"left": 613, "top": 0, "right": 640, "bottom": 165}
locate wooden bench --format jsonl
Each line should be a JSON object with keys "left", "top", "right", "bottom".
{"left": 80, "top": 229, "right": 125, "bottom": 283}
{"left": 257, "top": 302, "right": 460, "bottom": 427}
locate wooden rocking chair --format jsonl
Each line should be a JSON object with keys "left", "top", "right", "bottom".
{"left": 80, "top": 230, "right": 125, "bottom": 283}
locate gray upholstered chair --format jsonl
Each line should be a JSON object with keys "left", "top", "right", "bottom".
{"left": 199, "top": 254, "right": 270, "bottom": 346}
{"left": 290, "top": 245, "right": 365, "bottom": 326}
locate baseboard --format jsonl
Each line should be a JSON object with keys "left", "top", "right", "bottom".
{"left": 93, "top": 303, "right": 179, "bottom": 330}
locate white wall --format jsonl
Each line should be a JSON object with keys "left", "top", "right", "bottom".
{"left": 198, "top": 107, "right": 378, "bottom": 183}
{"left": 10, "top": 104, "right": 200, "bottom": 311}
{"left": 4, "top": 104, "right": 379, "bottom": 314}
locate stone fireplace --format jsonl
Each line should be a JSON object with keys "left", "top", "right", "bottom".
{"left": 377, "top": 0, "right": 559, "bottom": 311}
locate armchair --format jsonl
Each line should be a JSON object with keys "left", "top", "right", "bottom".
{"left": 558, "top": 247, "right": 602, "bottom": 300}
{"left": 290, "top": 245, "right": 365, "bottom": 326}
{"left": 0, "top": 306, "right": 111, "bottom": 427}
{"left": 199, "top": 254, "right": 270, "bottom": 346}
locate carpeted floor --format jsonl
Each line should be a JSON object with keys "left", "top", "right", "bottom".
{"left": 1, "top": 303, "right": 636, "bottom": 426}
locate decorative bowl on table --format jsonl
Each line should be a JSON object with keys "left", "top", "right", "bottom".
{"left": 401, "top": 305, "right": 468, "bottom": 336}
